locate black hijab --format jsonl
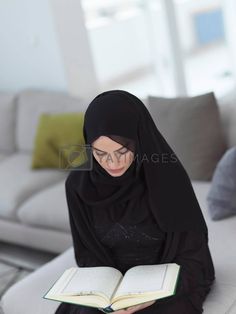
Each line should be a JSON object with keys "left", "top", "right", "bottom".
{"left": 81, "top": 89, "right": 207, "bottom": 231}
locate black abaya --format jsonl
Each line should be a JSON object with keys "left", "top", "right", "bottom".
{"left": 54, "top": 89, "right": 215, "bottom": 314}
{"left": 54, "top": 174, "right": 215, "bottom": 314}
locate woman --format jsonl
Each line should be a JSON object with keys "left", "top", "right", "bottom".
{"left": 55, "top": 90, "right": 215, "bottom": 314}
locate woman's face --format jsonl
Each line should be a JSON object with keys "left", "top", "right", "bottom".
{"left": 91, "top": 136, "right": 135, "bottom": 177}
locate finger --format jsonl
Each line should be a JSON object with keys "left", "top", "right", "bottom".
{"left": 126, "top": 306, "right": 135, "bottom": 310}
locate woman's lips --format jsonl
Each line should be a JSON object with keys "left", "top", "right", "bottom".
{"left": 107, "top": 167, "right": 124, "bottom": 173}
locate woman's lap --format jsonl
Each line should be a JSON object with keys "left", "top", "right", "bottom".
{"left": 54, "top": 295, "right": 202, "bottom": 314}
{"left": 55, "top": 303, "right": 100, "bottom": 314}
{"left": 138, "top": 295, "right": 202, "bottom": 314}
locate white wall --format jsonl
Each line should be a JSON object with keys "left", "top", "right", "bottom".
{"left": 88, "top": 12, "right": 152, "bottom": 84}
{"left": 222, "top": 0, "right": 236, "bottom": 81}
{"left": 0, "top": 0, "right": 227, "bottom": 94}
{"left": 0, "top": 0, "right": 67, "bottom": 92}
{"left": 50, "top": 0, "right": 99, "bottom": 99}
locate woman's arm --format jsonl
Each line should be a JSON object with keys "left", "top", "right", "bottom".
{"left": 65, "top": 177, "right": 102, "bottom": 267}
{"left": 156, "top": 231, "right": 215, "bottom": 311}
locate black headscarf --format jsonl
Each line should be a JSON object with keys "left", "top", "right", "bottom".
{"left": 64, "top": 90, "right": 215, "bottom": 313}
{"left": 80, "top": 89, "right": 207, "bottom": 232}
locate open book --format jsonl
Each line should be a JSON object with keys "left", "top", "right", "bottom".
{"left": 43, "top": 263, "right": 180, "bottom": 313}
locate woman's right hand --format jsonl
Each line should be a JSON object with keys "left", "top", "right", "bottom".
{"left": 99, "top": 300, "right": 156, "bottom": 314}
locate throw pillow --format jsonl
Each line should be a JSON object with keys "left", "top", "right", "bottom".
{"left": 31, "top": 112, "right": 86, "bottom": 169}
{"left": 206, "top": 146, "right": 236, "bottom": 220}
{"left": 148, "top": 92, "right": 227, "bottom": 180}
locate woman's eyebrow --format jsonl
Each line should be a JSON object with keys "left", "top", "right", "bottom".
{"left": 92, "top": 145, "right": 125, "bottom": 153}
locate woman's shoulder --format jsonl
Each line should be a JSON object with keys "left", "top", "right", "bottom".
{"left": 65, "top": 160, "right": 91, "bottom": 189}
{"left": 65, "top": 169, "right": 80, "bottom": 189}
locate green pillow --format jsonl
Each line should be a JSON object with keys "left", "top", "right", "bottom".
{"left": 31, "top": 112, "right": 87, "bottom": 170}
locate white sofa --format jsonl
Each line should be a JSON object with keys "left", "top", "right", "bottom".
{"left": 1, "top": 89, "right": 236, "bottom": 313}
{"left": 0, "top": 89, "right": 90, "bottom": 254}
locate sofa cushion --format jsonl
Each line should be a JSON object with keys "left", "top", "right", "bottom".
{"left": 31, "top": 112, "right": 86, "bottom": 169}
{"left": 148, "top": 92, "right": 227, "bottom": 181}
{"left": 17, "top": 181, "right": 70, "bottom": 232}
{"left": 206, "top": 146, "right": 236, "bottom": 220}
{"left": 0, "top": 218, "right": 72, "bottom": 254}
{"left": 0, "top": 153, "right": 10, "bottom": 162}
{"left": 0, "top": 93, "right": 16, "bottom": 154}
{"left": 202, "top": 281, "right": 236, "bottom": 314}
{"left": 192, "top": 180, "right": 236, "bottom": 286}
{"left": 16, "top": 89, "right": 87, "bottom": 152}
{"left": 0, "top": 153, "right": 67, "bottom": 220}
{"left": 1, "top": 247, "right": 76, "bottom": 314}
{"left": 192, "top": 180, "right": 236, "bottom": 313}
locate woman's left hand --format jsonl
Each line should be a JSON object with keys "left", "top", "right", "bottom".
{"left": 123, "top": 300, "right": 156, "bottom": 313}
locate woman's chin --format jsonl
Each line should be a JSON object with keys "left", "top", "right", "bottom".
{"left": 106, "top": 168, "right": 126, "bottom": 176}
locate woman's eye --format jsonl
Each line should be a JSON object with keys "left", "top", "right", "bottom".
{"left": 95, "top": 152, "right": 106, "bottom": 157}
{"left": 118, "top": 149, "right": 129, "bottom": 155}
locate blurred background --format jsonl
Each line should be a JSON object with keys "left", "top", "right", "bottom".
{"left": 1, "top": 0, "right": 236, "bottom": 99}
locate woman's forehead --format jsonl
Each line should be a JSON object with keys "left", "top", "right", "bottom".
{"left": 92, "top": 135, "right": 135, "bottom": 152}
{"left": 92, "top": 136, "right": 122, "bottom": 146}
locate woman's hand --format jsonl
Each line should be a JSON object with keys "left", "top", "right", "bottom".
{"left": 123, "top": 300, "right": 156, "bottom": 313}
{"left": 99, "top": 300, "right": 156, "bottom": 314}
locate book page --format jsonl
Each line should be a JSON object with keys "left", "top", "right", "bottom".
{"left": 60, "top": 267, "right": 123, "bottom": 300}
{"left": 114, "top": 264, "right": 168, "bottom": 298}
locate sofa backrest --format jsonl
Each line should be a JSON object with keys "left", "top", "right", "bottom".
{"left": 217, "top": 90, "right": 236, "bottom": 149}
{"left": 1, "top": 88, "right": 235, "bottom": 155}
{"left": 15, "top": 89, "right": 88, "bottom": 153}
{"left": 0, "top": 93, "right": 17, "bottom": 154}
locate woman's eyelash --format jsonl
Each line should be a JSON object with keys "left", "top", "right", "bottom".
{"left": 95, "top": 148, "right": 128, "bottom": 156}
{"left": 95, "top": 151, "right": 106, "bottom": 156}
{"left": 118, "top": 149, "right": 129, "bottom": 154}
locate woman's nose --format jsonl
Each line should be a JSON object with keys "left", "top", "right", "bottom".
{"left": 106, "top": 153, "right": 121, "bottom": 168}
